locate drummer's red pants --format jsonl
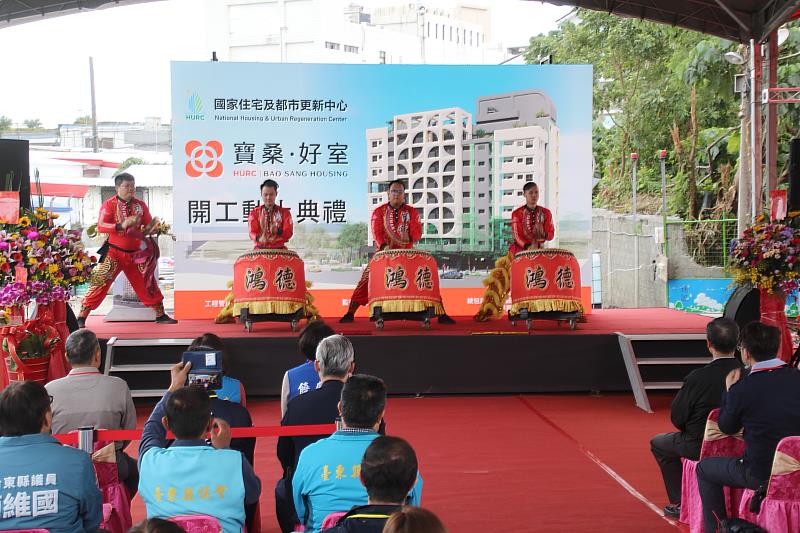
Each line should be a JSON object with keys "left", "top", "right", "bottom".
{"left": 80, "top": 247, "right": 164, "bottom": 317}
{"left": 348, "top": 265, "right": 371, "bottom": 308}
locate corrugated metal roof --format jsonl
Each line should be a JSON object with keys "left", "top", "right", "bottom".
{"left": 0, "top": 0, "right": 156, "bottom": 28}
{"left": 530, "top": 0, "right": 800, "bottom": 43}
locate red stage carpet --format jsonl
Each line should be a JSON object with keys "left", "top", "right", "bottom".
{"left": 128, "top": 393, "right": 685, "bottom": 532}
{"left": 88, "top": 307, "right": 710, "bottom": 338}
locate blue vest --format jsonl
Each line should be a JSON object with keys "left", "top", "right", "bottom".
{"left": 139, "top": 445, "right": 246, "bottom": 533}
{"left": 214, "top": 376, "right": 242, "bottom": 404}
{"left": 287, "top": 361, "right": 320, "bottom": 401}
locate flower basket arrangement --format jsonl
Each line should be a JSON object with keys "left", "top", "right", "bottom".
{"left": 728, "top": 213, "right": 800, "bottom": 294}
{"left": 0, "top": 207, "right": 97, "bottom": 319}
{"left": 0, "top": 206, "right": 96, "bottom": 385}
{"left": 729, "top": 212, "right": 800, "bottom": 362}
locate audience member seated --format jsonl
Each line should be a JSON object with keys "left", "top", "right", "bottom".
{"left": 325, "top": 436, "right": 419, "bottom": 532}
{"left": 0, "top": 381, "right": 102, "bottom": 533}
{"left": 188, "top": 333, "right": 246, "bottom": 405}
{"left": 129, "top": 517, "right": 187, "bottom": 533}
{"left": 186, "top": 334, "right": 255, "bottom": 467}
{"left": 293, "top": 374, "right": 422, "bottom": 533}
{"left": 276, "top": 333, "right": 355, "bottom": 532}
{"left": 185, "top": 335, "right": 258, "bottom": 531}
{"left": 281, "top": 321, "right": 336, "bottom": 417}
{"left": 46, "top": 328, "right": 139, "bottom": 497}
{"left": 697, "top": 322, "right": 800, "bottom": 532}
{"left": 650, "top": 317, "right": 741, "bottom": 518}
{"left": 381, "top": 507, "right": 446, "bottom": 533}
{"left": 138, "top": 362, "right": 262, "bottom": 533}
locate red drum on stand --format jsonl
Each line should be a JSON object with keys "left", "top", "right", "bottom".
{"left": 368, "top": 249, "right": 444, "bottom": 323}
{"left": 232, "top": 249, "right": 306, "bottom": 331}
{"left": 510, "top": 249, "right": 584, "bottom": 329}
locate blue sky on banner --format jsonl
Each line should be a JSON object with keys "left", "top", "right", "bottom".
{"left": 171, "top": 61, "right": 592, "bottom": 227}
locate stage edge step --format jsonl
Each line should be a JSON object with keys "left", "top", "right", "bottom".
{"left": 104, "top": 337, "right": 195, "bottom": 397}
{"left": 616, "top": 332, "right": 709, "bottom": 413}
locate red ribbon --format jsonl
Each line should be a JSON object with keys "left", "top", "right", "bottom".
{"left": 52, "top": 423, "right": 338, "bottom": 445}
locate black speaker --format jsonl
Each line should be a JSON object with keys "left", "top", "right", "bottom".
{"left": 789, "top": 138, "right": 800, "bottom": 212}
{"left": 0, "top": 139, "right": 31, "bottom": 209}
{"left": 723, "top": 284, "right": 761, "bottom": 330}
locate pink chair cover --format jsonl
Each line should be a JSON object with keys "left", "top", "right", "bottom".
{"left": 738, "top": 436, "right": 800, "bottom": 532}
{"left": 91, "top": 442, "right": 132, "bottom": 533}
{"left": 680, "top": 459, "right": 745, "bottom": 532}
{"left": 320, "top": 511, "right": 348, "bottom": 529}
{"left": 167, "top": 515, "right": 223, "bottom": 533}
{"left": 679, "top": 409, "right": 747, "bottom": 532}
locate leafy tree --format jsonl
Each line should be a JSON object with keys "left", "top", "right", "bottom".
{"left": 23, "top": 119, "right": 42, "bottom": 129}
{"left": 337, "top": 222, "right": 368, "bottom": 263}
{"left": 0, "top": 116, "right": 12, "bottom": 132}
{"left": 525, "top": 10, "right": 740, "bottom": 218}
{"left": 74, "top": 115, "right": 91, "bottom": 125}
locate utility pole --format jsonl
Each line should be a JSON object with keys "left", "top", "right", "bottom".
{"left": 736, "top": 45, "right": 752, "bottom": 237}
{"left": 418, "top": 5, "right": 426, "bottom": 64}
{"left": 766, "top": 32, "right": 779, "bottom": 194}
{"left": 631, "top": 152, "right": 639, "bottom": 308}
{"left": 659, "top": 149, "right": 668, "bottom": 307}
{"left": 750, "top": 40, "right": 763, "bottom": 219}
{"left": 89, "top": 57, "right": 98, "bottom": 153}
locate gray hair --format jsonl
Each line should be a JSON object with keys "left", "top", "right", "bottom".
{"left": 65, "top": 328, "right": 99, "bottom": 365}
{"left": 315, "top": 334, "right": 354, "bottom": 378}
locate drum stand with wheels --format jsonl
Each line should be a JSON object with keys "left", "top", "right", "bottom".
{"left": 371, "top": 306, "right": 436, "bottom": 331}
{"left": 508, "top": 309, "right": 580, "bottom": 332}
{"left": 238, "top": 307, "right": 305, "bottom": 333}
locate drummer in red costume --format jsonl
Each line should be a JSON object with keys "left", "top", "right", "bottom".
{"left": 340, "top": 179, "right": 455, "bottom": 324}
{"left": 473, "top": 181, "right": 555, "bottom": 322}
{"left": 248, "top": 179, "right": 293, "bottom": 249}
{"left": 78, "top": 173, "right": 176, "bottom": 327}
{"left": 510, "top": 181, "right": 555, "bottom": 254}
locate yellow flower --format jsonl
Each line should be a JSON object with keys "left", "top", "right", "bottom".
{"left": 17, "top": 216, "right": 31, "bottom": 227}
{"left": 28, "top": 257, "right": 38, "bottom": 265}
{"left": 47, "top": 264, "right": 58, "bottom": 274}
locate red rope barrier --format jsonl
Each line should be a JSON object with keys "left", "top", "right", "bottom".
{"left": 52, "top": 423, "right": 336, "bottom": 446}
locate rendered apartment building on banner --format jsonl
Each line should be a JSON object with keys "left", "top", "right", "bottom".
{"left": 366, "top": 90, "right": 559, "bottom": 254}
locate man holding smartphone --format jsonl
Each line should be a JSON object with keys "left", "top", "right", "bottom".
{"left": 138, "top": 362, "right": 261, "bottom": 533}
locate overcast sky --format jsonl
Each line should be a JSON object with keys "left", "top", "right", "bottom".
{"left": 0, "top": 0, "right": 571, "bottom": 128}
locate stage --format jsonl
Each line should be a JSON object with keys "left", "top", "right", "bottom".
{"left": 88, "top": 308, "right": 711, "bottom": 397}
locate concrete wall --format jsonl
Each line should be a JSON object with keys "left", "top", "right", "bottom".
{"left": 592, "top": 209, "right": 667, "bottom": 308}
{"left": 592, "top": 209, "right": 730, "bottom": 308}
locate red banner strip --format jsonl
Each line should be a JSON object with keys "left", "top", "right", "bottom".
{"left": 52, "top": 423, "right": 336, "bottom": 445}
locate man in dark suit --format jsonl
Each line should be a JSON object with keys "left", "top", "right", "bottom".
{"left": 650, "top": 317, "right": 742, "bottom": 518}
{"left": 697, "top": 321, "right": 800, "bottom": 532}
{"left": 275, "top": 334, "right": 355, "bottom": 533}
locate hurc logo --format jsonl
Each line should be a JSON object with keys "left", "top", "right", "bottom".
{"left": 185, "top": 140, "right": 223, "bottom": 178}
